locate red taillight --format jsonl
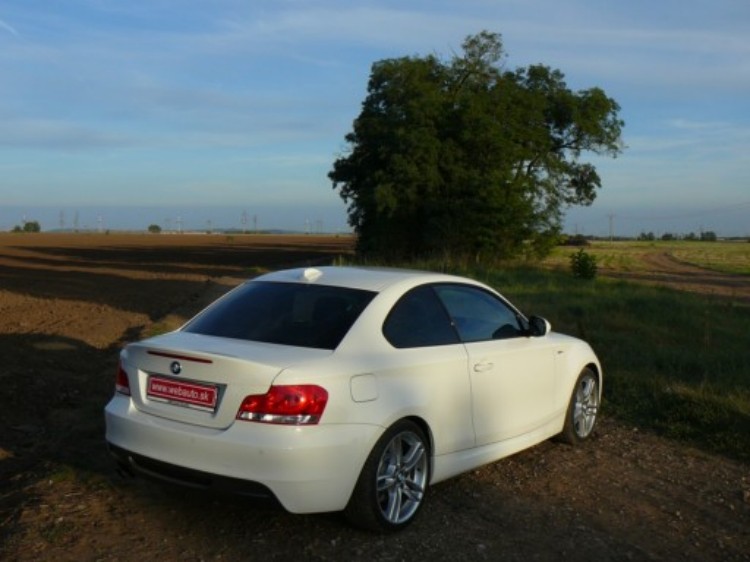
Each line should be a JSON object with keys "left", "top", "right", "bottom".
{"left": 237, "top": 385, "right": 328, "bottom": 425}
{"left": 115, "top": 363, "right": 131, "bottom": 396}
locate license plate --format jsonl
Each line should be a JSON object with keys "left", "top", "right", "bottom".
{"left": 147, "top": 376, "right": 218, "bottom": 410}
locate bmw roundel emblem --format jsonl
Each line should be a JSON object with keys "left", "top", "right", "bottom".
{"left": 170, "top": 361, "right": 182, "bottom": 375}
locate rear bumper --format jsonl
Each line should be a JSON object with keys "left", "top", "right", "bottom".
{"left": 105, "top": 395, "right": 380, "bottom": 513}
{"left": 108, "top": 443, "right": 277, "bottom": 499}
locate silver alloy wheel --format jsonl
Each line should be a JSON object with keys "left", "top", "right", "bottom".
{"left": 573, "top": 372, "right": 599, "bottom": 438}
{"left": 375, "top": 430, "right": 428, "bottom": 525}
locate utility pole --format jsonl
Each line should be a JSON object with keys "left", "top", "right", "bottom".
{"left": 241, "top": 210, "right": 248, "bottom": 233}
{"left": 607, "top": 214, "right": 615, "bottom": 242}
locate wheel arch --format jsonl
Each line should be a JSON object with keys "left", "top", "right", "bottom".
{"left": 584, "top": 361, "right": 603, "bottom": 398}
{"left": 401, "top": 415, "right": 434, "bottom": 475}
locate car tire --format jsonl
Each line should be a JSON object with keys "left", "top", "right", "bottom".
{"left": 559, "top": 367, "right": 600, "bottom": 444}
{"left": 344, "top": 419, "right": 430, "bottom": 532}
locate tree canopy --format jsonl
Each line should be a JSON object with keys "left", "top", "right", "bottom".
{"left": 12, "top": 220, "right": 41, "bottom": 233}
{"left": 329, "top": 31, "right": 624, "bottom": 261}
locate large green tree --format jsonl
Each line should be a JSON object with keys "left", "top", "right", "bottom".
{"left": 329, "top": 31, "right": 624, "bottom": 261}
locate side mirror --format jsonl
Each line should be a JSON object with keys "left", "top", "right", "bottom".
{"left": 528, "top": 315, "right": 551, "bottom": 337}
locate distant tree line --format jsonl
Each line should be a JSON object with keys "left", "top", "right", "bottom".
{"left": 639, "top": 231, "right": 718, "bottom": 242}
{"left": 11, "top": 221, "right": 41, "bottom": 233}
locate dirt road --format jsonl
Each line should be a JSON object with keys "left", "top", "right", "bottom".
{"left": 1, "top": 235, "right": 748, "bottom": 561}
{"left": 604, "top": 250, "right": 750, "bottom": 304}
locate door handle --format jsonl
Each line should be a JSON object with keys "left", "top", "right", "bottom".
{"left": 473, "top": 361, "right": 494, "bottom": 372}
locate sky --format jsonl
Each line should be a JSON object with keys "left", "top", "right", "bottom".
{"left": 1, "top": 0, "right": 748, "bottom": 236}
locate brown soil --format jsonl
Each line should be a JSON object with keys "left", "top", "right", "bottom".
{"left": 1, "top": 234, "right": 748, "bottom": 561}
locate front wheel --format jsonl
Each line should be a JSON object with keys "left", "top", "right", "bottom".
{"left": 559, "top": 367, "right": 600, "bottom": 444}
{"left": 345, "top": 420, "right": 430, "bottom": 532}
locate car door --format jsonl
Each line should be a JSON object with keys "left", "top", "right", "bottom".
{"left": 434, "top": 284, "right": 556, "bottom": 446}
{"left": 381, "top": 284, "right": 475, "bottom": 454}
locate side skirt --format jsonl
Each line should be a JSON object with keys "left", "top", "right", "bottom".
{"left": 430, "top": 412, "right": 565, "bottom": 484}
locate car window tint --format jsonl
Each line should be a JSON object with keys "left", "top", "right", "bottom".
{"left": 383, "top": 285, "right": 459, "bottom": 348}
{"left": 183, "top": 281, "right": 375, "bottom": 350}
{"left": 434, "top": 285, "right": 523, "bottom": 342}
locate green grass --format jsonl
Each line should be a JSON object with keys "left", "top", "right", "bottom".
{"left": 670, "top": 241, "right": 750, "bottom": 274}
{"left": 544, "top": 240, "right": 750, "bottom": 275}
{"left": 545, "top": 242, "right": 646, "bottom": 272}
{"left": 355, "top": 256, "right": 750, "bottom": 461}
{"left": 474, "top": 265, "right": 750, "bottom": 461}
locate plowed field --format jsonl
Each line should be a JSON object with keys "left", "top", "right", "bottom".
{"left": 1, "top": 234, "right": 748, "bottom": 561}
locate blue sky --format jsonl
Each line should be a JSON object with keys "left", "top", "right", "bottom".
{"left": 1, "top": 0, "right": 748, "bottom": 236}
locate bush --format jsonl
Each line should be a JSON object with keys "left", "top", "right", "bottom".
{"left": 560, "top": 234, "right": 590, "bottom": 247}
{"left": 570, "top": 248, "right": 597, "bottom": 279}
{"left": 11, "top": 221, "right": 41, "bottom": 233}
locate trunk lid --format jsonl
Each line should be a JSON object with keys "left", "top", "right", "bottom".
{"left": 122, "top": 331, "right": 331, "bottom": 429}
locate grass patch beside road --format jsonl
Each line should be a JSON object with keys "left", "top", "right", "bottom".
{"left": 474, "top": 266, "right": 750, "bottom": 461}
{"left": 670, "top": 241, "right": 750, "bottom": 275}
{"left": 353, "top": 252, "right": 750, "bottom": 460}
{"left": 543, "top": 240, "right": 750, "bottom": 275}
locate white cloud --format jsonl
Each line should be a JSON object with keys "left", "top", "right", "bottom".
{"left": 0, "top": 18, "right": 19, "bottom": 36}
{"left": 0, "top": 118, "right": 133, "bottom": 150}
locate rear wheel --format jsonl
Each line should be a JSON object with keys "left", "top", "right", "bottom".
{"left": 345, "top": 420, "right": 429, "bottom": 532}
{"left": 559, "top": 367, "right": 600, "bottom": 444}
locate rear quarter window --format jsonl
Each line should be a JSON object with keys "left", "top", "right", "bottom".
{"left": 382, "top": 285, "right": 459, "bottom": 348}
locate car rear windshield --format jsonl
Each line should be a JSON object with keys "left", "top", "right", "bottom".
{"left": 183, "top": 281, "right": 376, "bottom": 350}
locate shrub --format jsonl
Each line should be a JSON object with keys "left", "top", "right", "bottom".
{"left": 11, "top": 221, "right": 41, "bottom": 233}
{"left": 570, "top": 248, "right": 597, "bottom": 279}
{"left": 561, "top": 234, "right": 590, "bottom": 247}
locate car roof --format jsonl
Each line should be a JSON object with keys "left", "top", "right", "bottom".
{"left": 254, "top": 266, "right": 476, "bottom": 293}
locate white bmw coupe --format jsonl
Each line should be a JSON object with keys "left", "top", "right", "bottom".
{"left": 105, "top": 266, "right": 601, "bottom": 531}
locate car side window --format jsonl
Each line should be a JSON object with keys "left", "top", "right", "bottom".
{"left": 383, "top": 285, "right": 460, "bottom": 348}
{"left": 434, "top": 284, "right": 524, "bottom": 342}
